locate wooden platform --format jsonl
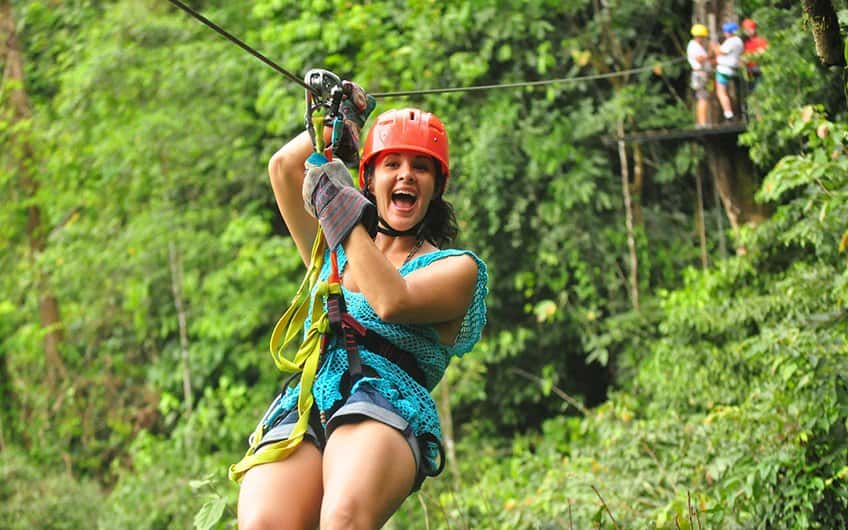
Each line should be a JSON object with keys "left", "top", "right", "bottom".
{"left": 602, "top": 121, "right": 747, "bottom": 145}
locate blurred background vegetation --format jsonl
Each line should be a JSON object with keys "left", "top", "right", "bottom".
{"left": 1, "top": 0, "right": 846, "bottom": 528}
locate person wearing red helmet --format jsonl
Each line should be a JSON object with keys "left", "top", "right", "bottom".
{"left": 358, "top": 108, "right": 455, "bottom": 247}
{"left": 236, "top": 93, "right": 488, "bottom": 530}
{"left": 742, "top": 18, "right": 768, "bottom": 91}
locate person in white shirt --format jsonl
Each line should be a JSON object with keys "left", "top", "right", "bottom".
{"left": 712, "top": 21, "right": 745, "bottom": 120}
{"left": 687, "top": 24, "right": 712, "bottom": 127}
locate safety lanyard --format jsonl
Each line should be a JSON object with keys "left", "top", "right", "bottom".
{"left": 228, "top": 72, "right": 353, "bottom": 483}
{"left": 228, "top": 231, "right": 328, "bottom": 482}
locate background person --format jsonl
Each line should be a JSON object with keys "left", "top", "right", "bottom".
{"left": 712, "top": 21, "right": 745, "bottom": 120}
{"left": 742, "top": 18, "right": 768, "bottom": 91}
{"left": 687, "top": 23, "right": 712, "bottom": 127}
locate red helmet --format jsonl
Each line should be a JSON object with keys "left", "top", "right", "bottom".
{"left": 358, "top": 108, "right": 450, "bottom": 190}
{"left": 742, "top": 18, "right": 756, "bottom": 31}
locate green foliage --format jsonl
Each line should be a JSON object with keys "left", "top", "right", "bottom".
{"left": 0, "top": 447, "right": 103, "bottom": 530}
{"left": 3, "top": 0, "right": 847, "bottom": 527}
{"left": 739, "top": 6, "right": 846, "bottom": 169}
{"left": 98, "top": 428, "right": 238, "bottom": 530}
{"left": 391, "top": 100, "right": 848, "bottom": 530}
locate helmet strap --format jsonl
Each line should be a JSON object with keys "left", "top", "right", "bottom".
{"left": 377, "top": 216, "right": 426, "bottom": 239}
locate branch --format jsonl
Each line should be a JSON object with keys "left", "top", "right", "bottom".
{"left": 416, "top": 493, "right": 431, "bottom": 530}
{"left": 591, "top": 485, "right": 622, "bottom": 530}
{"left": 48, "top": 207, "right": 82, "bottom": 239}
{"left": 508, "top": 367, "right": 590, "bottom": 416}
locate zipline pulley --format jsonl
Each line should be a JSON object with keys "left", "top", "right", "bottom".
{"left": 304, "top": 68, "right": 351, "bottom": 160}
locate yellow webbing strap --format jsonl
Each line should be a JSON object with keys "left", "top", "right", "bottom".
{"left": 228, "top": 231, "right": 336, "bottom": 483}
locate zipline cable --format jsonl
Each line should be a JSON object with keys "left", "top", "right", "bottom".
{"left": 167, "top": 1, "right": 686, "bottom": 99}
{"left": 371, "top": 59, "right": 687, "bottom": 98}
{"left": 166, "top": 0, "right": 319, "bottom": 96}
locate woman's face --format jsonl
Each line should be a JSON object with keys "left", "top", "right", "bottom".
{"left": 368, "top": 150, "right": 437, "bottom": 231}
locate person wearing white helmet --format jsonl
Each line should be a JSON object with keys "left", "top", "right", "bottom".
{"left": 687, "top": 23, "right": 712, "bottom": 127}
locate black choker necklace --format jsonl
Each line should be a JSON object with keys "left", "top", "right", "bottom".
{"left": 377, "top": 216, "right": 425, "bottom": 238}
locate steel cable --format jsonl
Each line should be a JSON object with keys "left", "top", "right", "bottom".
{"left": 167, "top": 1, "right": 686, "bottom": 99}
{"left": 166, "top": 0, "right": 319, "bottom": 95}
{"left": 370, "top": 60, "right": 686, "bottom": 98}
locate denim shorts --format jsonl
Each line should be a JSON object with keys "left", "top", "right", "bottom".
{"left": 716, "top": 71, "right": 736, "bottom": 86}
{"left": 253, "top": 382, "right": 427, "bottom": 491}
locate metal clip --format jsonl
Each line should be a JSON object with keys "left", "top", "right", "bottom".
{"left": 304, "top": 69, "right": 346, "bottom": 155}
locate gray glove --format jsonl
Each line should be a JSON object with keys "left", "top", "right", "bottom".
{"left": 303, "top": 157, "right": 377, "bottom": 249}
{"left": 331, "top": 81, "right": 377, "bottom": 167}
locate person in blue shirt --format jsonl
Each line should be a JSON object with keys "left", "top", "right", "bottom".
{"left": 235, "top": 90, "right": 488, "bottom": 530}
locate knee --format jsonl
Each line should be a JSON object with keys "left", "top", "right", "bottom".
{"left": 238, "top": 510, "right": 277, "bottom": 530}
{"left": 239, "top": 507, "right": 310, "bottom": 530}
{"left": 320, "top": 497, "right": 371, "bottom": 530}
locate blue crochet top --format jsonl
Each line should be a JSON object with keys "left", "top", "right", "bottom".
{"left": 270, "top": 246, "right": 488, "bottom": 472}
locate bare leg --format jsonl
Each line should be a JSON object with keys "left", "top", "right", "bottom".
{"left": 716, "top": 83, "right": 733, "bottom": 117}
{"left": 696, "top": 99, "right": 709, "bottom": 125}
{"left": 237, "top": 442, "right": 324, "bottom": 530}
{"left": 321, "top": 419, "right": 417, "bottom": 530}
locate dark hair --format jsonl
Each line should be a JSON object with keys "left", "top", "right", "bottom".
{"left": 363, "top": 162, "right": 458, "bottom": 248}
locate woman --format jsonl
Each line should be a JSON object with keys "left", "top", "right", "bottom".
{"left": 236, "top": 99, "right": 488, "bottom": 530}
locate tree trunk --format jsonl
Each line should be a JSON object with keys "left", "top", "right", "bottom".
{"left": 168, "top": 241, "right": 193, "bottom": 416}
{"left": 593, "top": 1, "right": 641, "bottom": 310}
{"left": 1, "top": 1, "right": 67, "bottom": 388}
{"left": 691, "top": 0, "right": 770, "bottom": 257}
{"left": 437, "top": 377, "right": 459, "bottom": 487}
{"left": 801, "top": 0, "right": 845, "bottom": 67}
{"left": 705, "top": 136, "right": 771, "bottom": 255}
{"left": 694, "top": 164, "right": 709, "bottom": 269}
{"left": 0, "top": 347, "right": 9, "bottom": 450}
{"left": 631, "top": 139, "right": 644, "bottom": 226}
{"left": 711, "top": 158, "right": 729, "bottom": 259}
{"left": 617, "top": 120, "right": 640, "bottom": 310}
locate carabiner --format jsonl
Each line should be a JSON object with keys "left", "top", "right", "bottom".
{"left": 303, "top": 69, "right": 348, "bottom": 157}
{"left": 302, "top": 69, "right": 354, "bottom": 283}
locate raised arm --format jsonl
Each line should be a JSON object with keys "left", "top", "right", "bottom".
{"left": 270, "top": 81, "right": 375, "bottom": 266}
{"left": 268, "top": 131, "right": 320, "bottom": 266}
{"left": 342, "top": 226, "right": 478, "bottom": 326}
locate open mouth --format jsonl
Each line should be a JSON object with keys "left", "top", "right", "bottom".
{"left": 391, "top": 190, "right": 418, "bottom": 210}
